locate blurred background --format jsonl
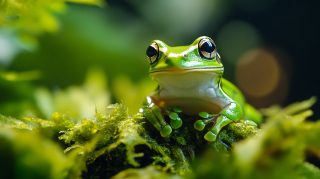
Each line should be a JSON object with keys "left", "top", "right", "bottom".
{"left": 0, "top": 0, "right": 319, "bottom": 119}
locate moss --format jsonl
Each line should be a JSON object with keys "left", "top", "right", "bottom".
{"left": 0, "top": 98, "right": 319, "bottom": 179}
{"left": 212, "top": 120, "right": 258, "bottom": 151}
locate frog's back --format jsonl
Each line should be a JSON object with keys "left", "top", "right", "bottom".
{"left": 221, "top": 78, "right": 262, "bottom": 124}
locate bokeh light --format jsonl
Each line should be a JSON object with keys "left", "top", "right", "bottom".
{"left": 236, "top": 48, "right": 289, "bottom": 107}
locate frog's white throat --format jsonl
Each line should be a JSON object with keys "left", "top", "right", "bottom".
{"left": 152, "top": 71, "right": 221, "bottom": 90}
{"left": 151, "top": 71, "right": 224, "bottom": 114}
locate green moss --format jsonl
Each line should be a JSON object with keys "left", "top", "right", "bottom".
{"left": 0, "top": 98, "right": 319, "bottom": 179}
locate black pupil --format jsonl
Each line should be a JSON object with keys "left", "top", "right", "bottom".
{"left": 200, "top": 41, "right": 215, "bottom": 53}
{"left": 146, "top": 46, "right": 157, "bottom": 57}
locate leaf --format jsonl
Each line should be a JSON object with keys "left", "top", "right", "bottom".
{"left": 283, "top": 97, "right": 316, "bottom": 115}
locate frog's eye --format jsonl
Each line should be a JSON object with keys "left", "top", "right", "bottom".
{"left": 146, "top": 42, "right": 159, "bottom": 64}
{"left": 198, "top": 38, "right": 216, "bottom": 59}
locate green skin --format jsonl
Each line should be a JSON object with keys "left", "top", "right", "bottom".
{"left": 142, "top": 36, "right": 261, "bottom": 142}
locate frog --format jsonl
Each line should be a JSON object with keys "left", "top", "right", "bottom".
{"left": 141, "top": 36, "right": 262, "bottom": 142}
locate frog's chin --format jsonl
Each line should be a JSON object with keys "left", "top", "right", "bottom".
{"left": 150, "top": 67, "right": 224, "bottom": 76}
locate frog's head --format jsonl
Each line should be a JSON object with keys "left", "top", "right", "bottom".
{"left": 146, "top": 36, "right": 224, "bottom": 78}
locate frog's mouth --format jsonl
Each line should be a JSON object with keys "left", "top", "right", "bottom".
{"left": 150, "top": 67, "right": 224, "bottom": 75}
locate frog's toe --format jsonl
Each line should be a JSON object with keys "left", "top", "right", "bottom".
{"left": 204, "top": 131, "right": 217, "bottom": 142}
{"left": 194, "top": 120, "right": 206, "bottom": 131}
{"left": 160, "top": 125, "right": 172, "bottom": 137}
{"left": 168, "top": 112, "right": 183, "bottom": 129}
{"left": 170, "top": 118, "right": 183, "bottom": 129}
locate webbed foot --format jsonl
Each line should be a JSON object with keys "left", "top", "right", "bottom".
{"left": 141, "top": 97, "right": 183, "bottom": 138}
{"left": 194, "top": 113, "right": 233, "bottom": 142}
{"left": 142, "top": 103, "right": 172, "bottom": 137}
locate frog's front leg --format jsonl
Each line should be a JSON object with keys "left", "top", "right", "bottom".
{"left": 141, "top": 97, "right": 172, "bottom": 137}
{"left": 204, "top": 102, "right": 243, "bottom": 142}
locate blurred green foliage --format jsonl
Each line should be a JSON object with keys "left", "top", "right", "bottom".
{"left": 0, "top": 127, "right": 73, "bottom": 179}
{"left": 113, "top": 76, "right": 156, "bottom": 114}
{"left": 0, "top": 0, "right": 103, "bottom": 35}
{"left": 35, "top": 69, "right": 110, "bottom": 118}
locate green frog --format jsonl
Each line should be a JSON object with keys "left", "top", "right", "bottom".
{"left": 142, "top": 36, "right": 261, "bottom": 142}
